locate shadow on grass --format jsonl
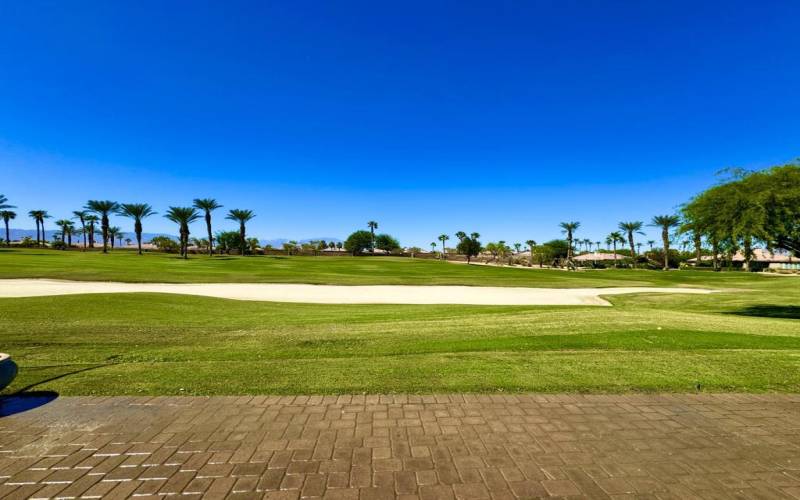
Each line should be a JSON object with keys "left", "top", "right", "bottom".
{"left": 727, "top": 305, "right": 800, "bottom": 319}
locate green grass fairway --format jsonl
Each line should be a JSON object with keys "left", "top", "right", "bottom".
{"left": 0, "top": 247, "right": 781, "bottom": 288}
{"left": 1, "top": 248, "right": 799, "bottom": 395}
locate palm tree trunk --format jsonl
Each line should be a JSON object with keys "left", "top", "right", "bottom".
{"left": 35, "top": 220, "right": 40, "bottom": 246}
{"left": 613, "top": 242, "right": 617, "bottom": 267}
{"left": 4, "top": 220, "right": 9, "bottom": 246}
{"left": 662, "top": 228, "right": 669, "bottom": 270}
{"left": 135, "top": 220, "right": 143, "bottom": 255}
{"left": 205, "top": 212, "right": 213, "bottom": 256}
{"left": 628, "top": 233, "right": 636, "bottom": 268}
{"left": 240, "top": 222, "right": 246, "bottom": 256}
{"left": 102, "top": 215, "right": 109, "bottom": 253}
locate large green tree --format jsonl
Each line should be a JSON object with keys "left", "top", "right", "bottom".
{"left": 344, "top": 230, "right": 374, "bottom": 255}
{"left": 456, "top": 235, "right": 482, "bottom": 263}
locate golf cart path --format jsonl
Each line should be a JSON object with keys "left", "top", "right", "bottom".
{"left": 0, "top": 279, "right": 714, "bottom": 306}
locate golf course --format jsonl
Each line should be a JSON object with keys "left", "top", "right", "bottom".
{"left": 2, "top": 248, "right": 798, "bottom": 396}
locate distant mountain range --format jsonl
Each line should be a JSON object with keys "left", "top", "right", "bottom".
{"left": 6, "top": 229, "right": 341, "bottom": 247}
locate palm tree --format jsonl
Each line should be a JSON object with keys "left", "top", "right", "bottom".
{"left": 193, "top": 198, "right": 223, "bottom": 256}
{"left": 455, "top": 231, "right": 466, "bottom": 241}
{"left": 525, "top": 240, "right": 536, "bottom": 267}
{"left": 1, "top": 210, "right": 16, "bottom": 245}
{"left": 606, "top": 231, "right": 624, "bottom": 267}
{"left": 107, "top": 226, "right": 122, "bottom": 249}
{"left": 647, "top": 240, "right": 655, "bottom": 251}
{"left": 85, "top": 215, "right": 99, "bottom": 248}
{"left": 55, "top": 219, "right": 73, "bottom": 243}
{"left": 438, "top": 234, "right": 449, "bottom": 259}
{"left": 583, "top": 238, "right": 592, "bottom": 253}
{"left": 595, "top": 241, "right": 601, "bottom": 251}
{"left": 117, "top": 203, "right": 156, "bottom": 255}
{"left": 85, "top": 200, "right": 119, "bottom": 253}
{"left": 367, "top": 221, "right": 378, "bottom": 252}
{"left": 27, "top": 210, "right": 50, "bottom": 246}
{"left": 470, "top": 232, "right": 480, "bottom": 240}
{"left": 72, "top": 210, "right": 89, "bottom": 249}
{"left": 0, "top": 195, "right": 14, "bottom": 211}
{"left": 619, "top": 221, "right": 644, "bottom": 267}
{"left": 226, "top": 209, "right": 256, "bottom": 256}
{"left": 651, "top": 215, "right": 681, "bottom": 270}
{"left": 513, "top": 243, "right": 521, "bottom": 254}
{"left": 165, "top": 207, "right": 201, "bottom": 258}
{"left": 636, "top": 242, "right": 643, "bottom": 254}
{"left": 559, "top": 221, "right": 580, "bottom": 262}
{"left": 430, "top": 242, "right": 437, "bottom": 253}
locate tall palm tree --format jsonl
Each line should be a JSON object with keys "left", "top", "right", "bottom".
{"left": 583, "top": 238, "right": 592, "bottom": 252}
{"left": 1, "top": 210, "right": 16, "bottom": 245}
{"left": 193, "top": 198, "right": 223, "bottom": 256}
{"left": 367, "top": 221, "right": 378, "bottom": 252}
{"left": 85, "top": 215, "right": 99, "bottom": 248}
{"left": 107, "top": 226, "right": 122, "bottom": 249}
{"left": 165, "top": 207, "right": 201, "bottom": 258}
{"left": 455, "top": 231, "right": 466, "bottom": 241}
{"left": 606, "top": 231, "right": 624, "bottom": 267}
{"left": 619, "top": 221, "right": 644, "bottom": 267}
{"left": 650, "top": 215, "right": 681, "bottom": 270}
{"left": 117, "top": 203, "right": 156, "bottom": 255}
{"left": 27, "top": 210, "right": 50, "bottom": 246}
{"left": 72, "top": 210, "right": 89, "bottom": 249}
{"left": 55, "top": 219, "right": 73, "bottom": 243}
{"left": 438, "top": 234, "right": 449, "bottom": 259}
{"left": 470, "top": 232, "right": 480, "bottom": 240}
{"left": 226, "top": 209, "right": 256, "bottom": 256}
{"left": 85, "top": 200, "right": 119, "bottom": 253}
{"left": 28, "top": 211, "right": 41, "bottom": 245}
{"left": 636, "top": 242, "right": 643, "bottom": 254}
{"left": 559, "top": 221, "right": 580, "bottom": 262}
{"left": 595, "top": 241, "right": 601, "bottom": 251}
{"left": 647, "top": 240, "right": 655, "bottom": 251}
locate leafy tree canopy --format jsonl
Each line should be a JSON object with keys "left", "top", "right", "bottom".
{"left": 344, "top": 230, "right": 374, "bottom": 254}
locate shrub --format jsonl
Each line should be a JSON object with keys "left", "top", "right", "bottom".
{"left": 150, "top": 236, "right": 180, "bottom": 253}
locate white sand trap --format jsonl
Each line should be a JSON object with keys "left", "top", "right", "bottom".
{"left": 0, "top": 279, "right": 714, "bottom": 306}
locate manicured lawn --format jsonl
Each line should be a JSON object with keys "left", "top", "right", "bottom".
{"left": 0, "top": 247, "right": 782, "bottom": 288}
{"left": 1, "top": 248, "right": 798, "bottom": 394}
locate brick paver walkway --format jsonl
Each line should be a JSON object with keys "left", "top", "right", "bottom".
{"left": 1, "top": 394, "right": 799, "bottom": 499}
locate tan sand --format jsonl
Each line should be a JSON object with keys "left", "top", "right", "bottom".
{"left": 0, "top": 279, "right": 714, "bottom": 306}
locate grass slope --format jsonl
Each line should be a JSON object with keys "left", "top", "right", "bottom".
{"left": 2, "top": 270, "right": 798, "bottom": 394}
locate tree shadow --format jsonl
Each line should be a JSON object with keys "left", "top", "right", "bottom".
{"left": 727, "top": 305, "right": 800, "bottom": 320}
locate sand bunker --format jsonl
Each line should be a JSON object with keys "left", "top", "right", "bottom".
{"left": 0, "top": 279, "right": 714, "bottom": 306}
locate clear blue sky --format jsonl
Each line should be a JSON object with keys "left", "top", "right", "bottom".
{"left": 2, "top": 1, "right": 798, "bottom": 246}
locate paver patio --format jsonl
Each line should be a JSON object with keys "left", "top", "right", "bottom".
{"left": 1, "top": 394, "right": 799, "bottom": 499}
